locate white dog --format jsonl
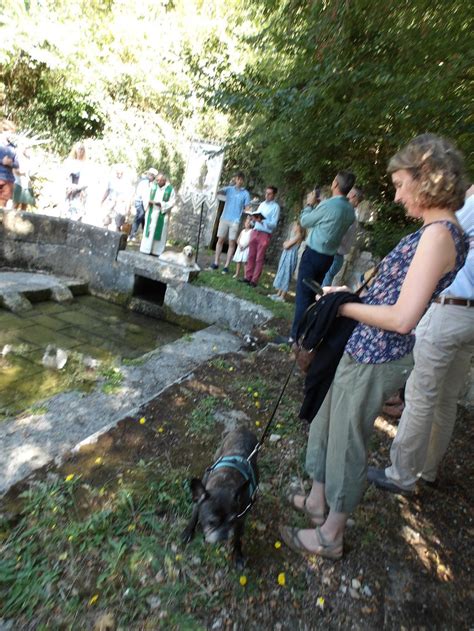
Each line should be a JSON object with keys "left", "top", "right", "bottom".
{"left": 159, "top": 245, "right": 196, "bottom": 268}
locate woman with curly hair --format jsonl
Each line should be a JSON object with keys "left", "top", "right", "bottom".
{"left": 280, "top": 134, "right": 469, "bottom": 560}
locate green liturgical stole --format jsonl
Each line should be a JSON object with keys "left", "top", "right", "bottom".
{"left": 144, "top": 184, "right": 173, "bottom": 240}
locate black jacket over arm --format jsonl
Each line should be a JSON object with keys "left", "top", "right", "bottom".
{"left": 297, "top": 291, "right": 361, "bottom": 422}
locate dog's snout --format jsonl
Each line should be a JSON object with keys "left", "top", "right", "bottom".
{"left": 204, "top": 526, "right": 233, "bottom": 544}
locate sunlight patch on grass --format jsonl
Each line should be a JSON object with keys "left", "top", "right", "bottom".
{"left": 374, "top": 416, "right": 397, "bottom": 439}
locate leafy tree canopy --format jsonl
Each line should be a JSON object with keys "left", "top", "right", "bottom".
{"left": 0, "top": 0, "right": 472, "bottom": 251}
{"left": 188, "top": 0, "right": 472, "bottom": 201}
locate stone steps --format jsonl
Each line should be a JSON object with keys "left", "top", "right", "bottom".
{"left": 0, "top": 271, "right": 89, "bottom": 313}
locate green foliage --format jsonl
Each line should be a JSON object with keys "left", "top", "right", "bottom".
{"left": 186, "top": 0, "right": 473, "bottom": 202}
{"left": 365, "top": 204, "right": 418, "bottom": 258}
{"left": 1, "top": 0, "right": 472, "bottom": 242}
{"left": 99, "top": 366, "right": 124, "bottom": 393}
{"left": 188, "top": 395, "right": 219, "bottom": 435}
{"left": 0, "top": 0, "right": 199, "bottom": 166}
{"left": 2, "top": 54, "right": 106, "bottom": 150}
{"left": 0, "top": 466, "right": 193, "bottom": 624}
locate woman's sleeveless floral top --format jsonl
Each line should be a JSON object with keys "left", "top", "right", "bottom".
{"left": 345, "top": 221, "right": 468, "bottom": 364}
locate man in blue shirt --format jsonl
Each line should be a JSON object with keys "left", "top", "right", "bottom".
{"left": 290, "top": 171, "right": 356, "bottom": 341}
{"left": 242, "top": 185, "right": 280, "bottom": 287}
{"left": 211, "top": 171, "right": 251, "bottom": 273}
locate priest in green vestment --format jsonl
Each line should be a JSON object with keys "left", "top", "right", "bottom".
{"left": 140, "top": 172, "right": 176, "bottom": 256}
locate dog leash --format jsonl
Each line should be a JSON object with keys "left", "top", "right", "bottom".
{"left": 230, "top": 357, "right": 297, "bottom": 518}
{"left": 204, "top": 356, "right": 297, "bottom": 520}
{"left": 246, "top": 356, "right": 297, "bottom": 461}
{"left": 246, "top": 267, "right": 379, "bottom": 463}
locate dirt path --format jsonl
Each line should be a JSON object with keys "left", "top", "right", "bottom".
{"left": 1, "top": 343, "right": 472, "bottom": 630}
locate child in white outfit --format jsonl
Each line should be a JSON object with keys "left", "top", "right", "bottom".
{"left": 232, "top": 214, "right": 253, "bottom": 278}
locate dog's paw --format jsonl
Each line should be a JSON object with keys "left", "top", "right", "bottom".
{"left": 181, "top": 527, "right": 195, "bottom": 545}
{"left": 233, "top": 552, "right": 245, "bottom": 570}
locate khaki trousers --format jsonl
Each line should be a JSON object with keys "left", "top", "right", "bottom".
{"left": 386, "top": 302, "right": 474, "bottom": 488}
{"left": 306, "top": 352, "right": 413, "bottom": 513}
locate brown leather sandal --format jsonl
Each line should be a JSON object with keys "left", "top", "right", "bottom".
{"left": 279, "top": 526, "right": 343, "bottom": 560}
{"left": 286, "top": 491, "right": 325, "bottom": 526}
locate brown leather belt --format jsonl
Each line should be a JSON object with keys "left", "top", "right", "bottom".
{"left": 434, "top": 296, "right": 473, "bottom": 307}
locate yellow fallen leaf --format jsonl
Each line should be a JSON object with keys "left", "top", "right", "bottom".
{"left": 158, "top": 427, "right": 165, "bottom": 433}
{"left": 89, "top": 594, "right": 99, "bottom": 606}
{"left": 253, "top": 391, "right": 259, "bottom": 398}
{"left": 316, "top": 596, "right": 325, "bottom": 609}
{"left": 139, "top": 417, "right": 146, "bottom": 424}
{"left": 255, "top": 402, "right": 261, "bottom": 409}
{"left": 278, "top": 572, "right": 286, "bottom": 586}
{"left": 255, "top": 421, "right": 261, "bottom": 427}
{"left": 65, "top": 474, "right": 74, "bottom": 482}
{"left": 239, "top": 575, "right": 247, "bottom": 586}
{"left": 274, "top": 541, "right": 282, "bottom": 549}
{"left": 95, "top": 457, "right": 103, "bottom": 465}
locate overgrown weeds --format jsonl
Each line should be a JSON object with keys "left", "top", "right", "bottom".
{"left": 0, "top": 460, "right": 230, "bottom": 627}
{"left": 188, "top": 396, "right": 219, "bottom": 435}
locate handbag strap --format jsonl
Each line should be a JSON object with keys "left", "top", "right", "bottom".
{"left": 355, "top": 262, "right": 380, "bottom": 296}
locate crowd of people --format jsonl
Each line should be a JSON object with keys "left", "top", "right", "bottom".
{"left": 207, "top": 135, "right": 472, "bottom": 561}
{"left": 278, "top": 134, "right": 472, "bottom": 560}
{"left": 0, "top": 129, "right": 177, "bottom": 258}
{"left": 210, "top": 173, "right": 281, "bottom": 287}
{"left": 208, "top": 168, "right": 363, "bottom": 306}
{"left": 60, "top": 142, "right": 176, "bottom": 244}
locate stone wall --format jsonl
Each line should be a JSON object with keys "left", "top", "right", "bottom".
{"left": 0, "top": 210, "right": 272, "bottom": 334}
{"left": 167, "top": 193, "right": 219, "bottom": 250}
{"left": 0, "top": 210, "right": 132, "bottom": 302}
{"left": 165, "top": 283, "right": 272, "bottom": 333}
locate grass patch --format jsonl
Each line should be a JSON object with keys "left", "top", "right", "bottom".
{"left": 236, "top": 377, "right": 272, "bottom": 401}
{"left": 208, "top": 357, "right": 233, "bottom": 370}
{"left": 121, "top": 356, "right": 148, "bottom": 367}
{"left": 193, "top": 269, "right": 294, "bottom": 321}
{"left": 99, "top": 366, "right": 124, "bottom": 394}
{"left": 188, "top": 396, "right": 219, "bottom": 435}
{"left": 0, "top": 462, "right": 220, "bottom": 628}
